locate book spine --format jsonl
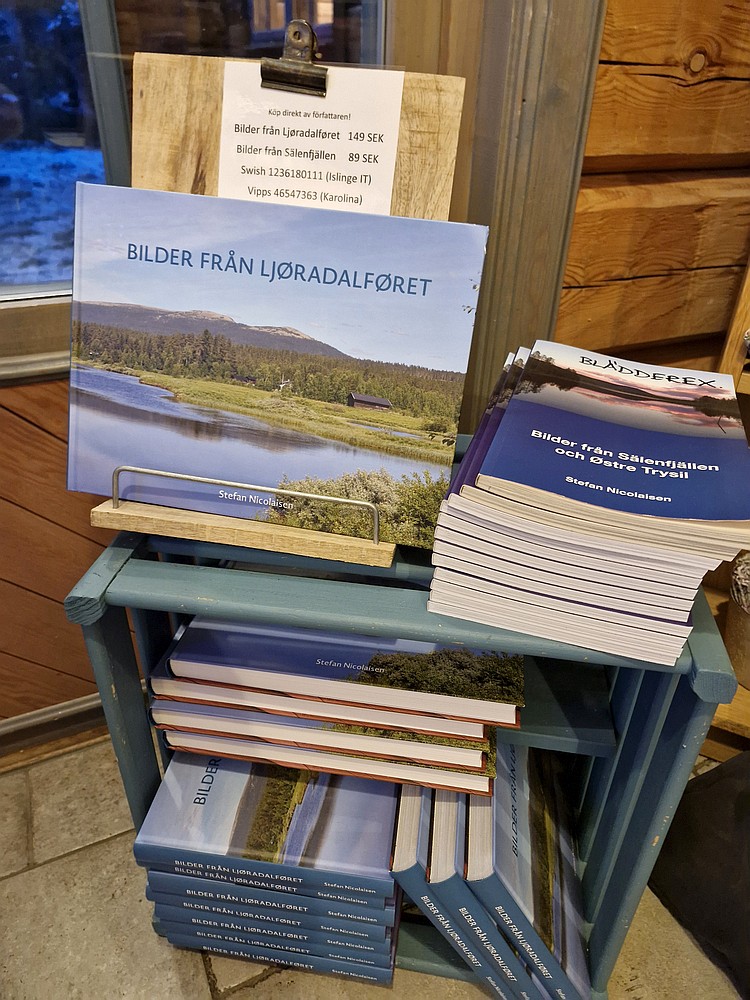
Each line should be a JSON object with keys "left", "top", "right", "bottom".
{"left": 393, "top": 864, "right": 517, "bottom": 1000}
{"left": 154, "top": 905, "right": 392, "bottom": 961}
{"left": 146, "top": 869, "right": 396, "bottom": 926}
{"left": 145, "top": 886, "right": 388, "bottom": 941}
{"left": 133, "top": 842, "right": 394, "bottom": 902}
{"left": 430, "top": 875, "right": 545, "bottom": 1000}
{"left": 165, "top": 929, "right": 395, "bottom": 984}
{"left": 471, "top": 877, "right": 584, "bottom": 1000}
{"left": 153, "top": 901, "right": 391, "bottom": 956}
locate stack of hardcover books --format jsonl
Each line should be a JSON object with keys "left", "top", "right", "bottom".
{"left": 391, "top": 744, "right": 591, "bottom": 1000}
{"left": 429, "top": 340, "right": 750, "bottom": 665}
{"left": 134, "top": 752, "right": 402, "bottom": 983}
{"left": 147, "top": 617, "right": 526, "bottom": 795}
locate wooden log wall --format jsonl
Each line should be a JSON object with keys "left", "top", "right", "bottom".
{"left": 0, "top": 380, "right": 114, "bottom": 720}
{"left": 555, "top": 0, "right": 750, "bottom": 373}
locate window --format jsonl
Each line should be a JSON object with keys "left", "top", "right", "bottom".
{"left": 0, "top": 0, "right": 383, "bottom": 381}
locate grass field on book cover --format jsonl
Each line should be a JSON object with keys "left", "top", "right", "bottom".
{"left": 134, "top": 752, "right": 397, "bottom": 891}
{"left": 67, "top": 183, "right": 487, "bottom": 547}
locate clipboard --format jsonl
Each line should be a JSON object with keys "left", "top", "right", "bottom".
{"left": 89, "top": 26, "right": 466, "bottom": 565}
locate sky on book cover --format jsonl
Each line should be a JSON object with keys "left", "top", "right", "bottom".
{"left": 477, "top": 340, "right": 750, "bottom": 520}
{"left": 67, "top": 184, "right": 487, "bottom": 545}
{"left": 135, "top": 752, "right": 397, "bottom": 879}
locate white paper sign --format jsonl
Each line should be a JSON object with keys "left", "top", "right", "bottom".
{"left": 218, "top": 62, "right": 404, "bottom": 215}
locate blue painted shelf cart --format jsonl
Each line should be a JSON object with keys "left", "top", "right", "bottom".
{"left": 65, "top": 530, "right": 737, "bottom": 998}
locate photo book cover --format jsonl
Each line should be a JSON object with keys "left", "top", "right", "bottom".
{"left": 67, "top": 183, "right": 488, "bottom": 547}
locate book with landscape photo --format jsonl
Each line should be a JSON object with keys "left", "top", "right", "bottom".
{"left": 133, "top": 752, "right": 398, "bottom": 900}
{"left": 149, "top": 697, "right": 493, "bottom": 771}
{"left": 389, "top": 785, "right": 517, "bottom": 999}
{"left": 165, "top": 616, "right": 525, "bottom": 727}
{"left": 164, "top": 928, "right": 396, "bottom": 984}
{"left": 67, "top": 182, "right": 488, "bottom": 548}
{"left": 427, "top": 342, "right": 750, "bottom": 663}
{"left": 145, "top": 885, "right": 391, "bottom": 941}
{"left": 472, "top": 341, "right": 750, "bottom": 545}
{"left": 145, "top": 869, "right": 397, "bottom": 927}
{"left": 154, "top": 900, "right": 391, "bottom": 965}
{"left": 149, "top": 656, "right": 488, "bottom": 742}
{"left": 466, "top": 743, "right": 591, "bottom": 1000}
{"left": 160, "top": 728, "right": 497, "bottom": 795}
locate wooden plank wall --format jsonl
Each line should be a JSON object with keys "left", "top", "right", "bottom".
{"left": 0, "top": 380, "right": 114, "bottom": 720}
{"left": 555, "top": 0, "right": 750, "bottom": 372}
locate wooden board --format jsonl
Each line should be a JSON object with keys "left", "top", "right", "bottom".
{"left": 91, "top": 500, "right": 397, "bottom": 568}
{"left": 584, "top": 0, "right": 750, "bottom": 171}
{"left": 564, "top": 171, "right": 750, "bottom": 286}
{"left": 555, "top": 266, "right": 743, "bottom": 351}
{"left": 131, "top": 51, "right": 465, "bottom": 221}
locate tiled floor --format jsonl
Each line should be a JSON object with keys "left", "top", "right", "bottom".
{"left": 0, "top": 736, "right": 742, "bottom": 1000}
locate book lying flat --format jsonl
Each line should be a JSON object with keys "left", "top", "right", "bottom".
{"left": 161, "top": 729, "right": 496, "bottom": 795}
{"left": 145, "top": 886, "right": 391, "bottom": 941}
{"left": 167, "top": 617, "right": 525, "bottom": 727}
{"left": 146, "top": 869, "right": 397, "bottom": 926}
{"left": 149, "top": 658, "right": 487, "bottom": 741}
{"left": 166, "top": 929, "right": 396, "bottom": 984}
{"left": 149, "top": 697, "right": 492, "bottom": 771}
{"left": 153, "top": 901, "right": 393, "bottom": 958}
{"left": 133, "top": 753, "right": 398, "bottom": 900}
{"left": 466, "top": 744, "right": 591, "bottom": 1000}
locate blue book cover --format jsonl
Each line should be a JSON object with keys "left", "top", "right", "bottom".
{"left": 67, "top": 183, "right": 488, "bottom": 548}
{"left": 427, "top": 790, "right": 545, "bottom": 1000}
{"left": 450, "top": 347, "right": 530, "bottom": 496}
{"left": 390, "top": 785, "right": 518, "bottom": 999}
{"left": 145, "top": 886, "right": 390, "bottom": 941}
{"left": 474, "top": 340, "right": 750, "bottom": 526}
{"left": 466, "top": 744, "right": 591, "bottom": 1000}
{"left": 165, "top": 929, "right": 395, "bottom": 984}
{"left": 153, "top": 903, "right": 392, "bottom": 961}
{"left": 133, "top": 752, "right": 397, "bottom": 900}
{"left": 145, "top": 869, "right": 396, "bottom": 926}
{"left": 149, "top": 655, "right": 489, "bottom": 742}
{"left": 167, "top": 616, "right": 524, "bottom": 727}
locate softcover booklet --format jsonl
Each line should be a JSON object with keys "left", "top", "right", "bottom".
{"left": 475, "top": 340, "right": 750, "bottom": 524}
{"left": 67, "top": 183, "right": 488, "bottom": 547}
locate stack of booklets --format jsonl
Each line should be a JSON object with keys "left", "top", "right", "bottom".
{"left": 134, "top": 752, "right": 402, "bottom": 984}
{"left": 147, "top": 617, "right": 526, "bottom": 795}
{"left": 391, "top": 744, "right": 591, "bottom": 1000}
{"left": 428, "top": 340, "right": 750, "bottom": 665}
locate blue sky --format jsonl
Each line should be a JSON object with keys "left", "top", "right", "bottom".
{"left": 73, "top": 183, "right": 487, "bottom": 372}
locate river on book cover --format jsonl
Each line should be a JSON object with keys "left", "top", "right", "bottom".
{"left": 141, "top": 753, "right": 398, "bottom": 879}
{"left": 67, "top": 184, "right": 487, "bottom": 547}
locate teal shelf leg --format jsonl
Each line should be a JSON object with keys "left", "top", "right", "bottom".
{"left": 80, "top": 607, "right": 161, "bottom": 828}
{"left": 587, "top": 676, "right": 717, "bottom": 994}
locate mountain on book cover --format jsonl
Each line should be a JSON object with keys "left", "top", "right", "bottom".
{"left": 67, "top": 183, "right": 488, "bottom": 547}
{"left": 475, "top": 341, "right": 750, "bottom": 522}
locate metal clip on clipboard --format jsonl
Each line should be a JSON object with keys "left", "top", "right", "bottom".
{"left": 260, "top": 20, "right": 328, "bottom": 98}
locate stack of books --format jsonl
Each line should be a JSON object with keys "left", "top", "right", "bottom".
{"left": 147, "top": 617, "right": 526, "bottom": 795}
{"left": 391, "top": 744, "right": 591, "bottom": 1000}
{"left": 429, "top": 340, "right": 750, "bottom": 664}
{"left": 134, "top": 752, "right": 402, "bottom": 984}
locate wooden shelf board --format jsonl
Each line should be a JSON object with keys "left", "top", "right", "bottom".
{"left": 90, "top": 501, "right": 396, "bottom": 568}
